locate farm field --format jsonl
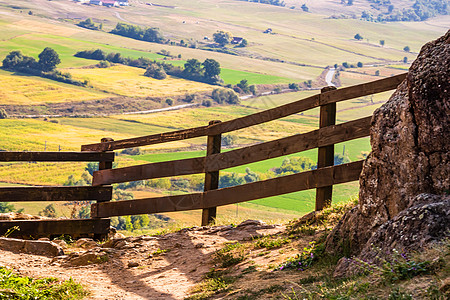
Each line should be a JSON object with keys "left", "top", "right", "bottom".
{"left": 0, "top": 0, "right": 448, "bottom": 227}
{"left": 0, "top": 70, "right": 106, "bottom": 105}
{"left": 64, "top": 65, "right": 214, "bottom": 97}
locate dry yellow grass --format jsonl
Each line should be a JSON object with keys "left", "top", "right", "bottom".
{"left": 64, "top": 65, "right": 214, "bottom": 98}
{"left": 0, "top": 73, "right": 105, "bottom": 105}
{"left": 8, "top": 19, "right": 82, "bottom": 37}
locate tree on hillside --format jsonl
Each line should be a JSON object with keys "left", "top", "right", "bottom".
{"left": 354, "top": 33, "right": 363, "bottom": 41}
{"left": 144, "top": 64, "right": 167, "bottom": 80}
{"left": 183, "top": 59, "right": 203, "bottom": 77}
{"left": 213, "top": 31, "right": 232, "bottom": 47}
{"left": 39, "top": 204, "right": 57, "bottom": 218}
{"left": 380, "top": 40, "right": 385, "bottom": 47}
{"left": 301, "top": 4, "right": 309, "bottom": 12}
{"left": 0, "top": 108, "right": 8, "bottom": 119}
{"left": 403, "top": 46, "right": 410, "bottom": 52}
{"left": 202, "top": 58, "right": 221, "bottom": 80}
{"left": 236, "top": 79, "right": 250, "bottom": 93}
{"left": 357, "top": 61, "right": 363, "bottom": 67}
{"left": 38, "top": 47, "right": 61, "bottom": 72}
{"left": 0, "top": 202, "right": 15, "bottom": 213}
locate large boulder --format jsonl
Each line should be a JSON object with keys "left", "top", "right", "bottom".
{"left": 325, "top": 30, "right": 450, "bottom": 259}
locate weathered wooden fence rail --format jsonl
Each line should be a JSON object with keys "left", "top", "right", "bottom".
{"left": 0, "top": 73, "right": 406, "bottom": 237}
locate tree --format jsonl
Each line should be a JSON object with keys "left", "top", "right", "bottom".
{"left": 236, "top": 79, "right": 250, "bottom": 93}
{"left": 288, "top": 83, "right": 299, "bottom": 90}
{"left": 213, "top": 31, "right": 232, "bottom": 47}
{"left": 249, "top": 85, "right": 257, "bottom": 95}
{"left": 39, "top": 204, "right": 57, "bottom": 218}
{"left": 144, "top": 64, "right": 167, "bottom": 80}
{"left": 244, "top": 168, "right": 259, "bottom": 183}
{"left": 0, "top": 202, "right": 15, "bottom": 213}
{"left": 165, "top": 98, "right": 173, "bottom": 106}
{"left": 357, "top": 62, "right": 363, "bottom": 68}
{"left": 403, "top": 57, "right": 408, "bottom": 63}
{"left": 342, "top": 62, "right": 349, "bottom": 68}
{"left": 202, "top": 58, "right": 221, "bottom": 79}
{"left": 301, "top": 4, "right": 309, "bottom": 12}
{"left": 38, "top": 47, "right": 61, "bottom": 72}
{"left": 0, "top": 108, "right": 8, "bottom": 119}
{"left": 354, "top": 33, "right": 363, "bottom": 41}
{"left": 347, "top": 0, "right": 353, "bottom": 5}
{"left": 183, "top": 59, "right": 202, "bottom": 77}
{"left": 240, "top": 39, "right": 248, "bottom": 47}
{"left": 380, "top": 40, "right": 385, "bottom": 47}
{"left": 375, "top": 70, "right": 380, "bottom": 76}
{"left": 403, "top": 46, "right": 410, "bottom": 52}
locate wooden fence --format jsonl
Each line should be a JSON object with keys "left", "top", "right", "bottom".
{"left": 84, "top": 73, "right": 406, "bottom": 226}
{"left": 0, "top": 151, "right": 114, "bottom": 238}
{"left": 0, "top": 73, "right": 406, "bottom": 237}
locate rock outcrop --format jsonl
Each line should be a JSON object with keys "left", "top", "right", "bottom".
{"left": 325, "top": 30, "right": 449, "bottom": 265}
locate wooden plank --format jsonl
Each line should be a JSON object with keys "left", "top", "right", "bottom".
{"left": 91, "top": 193, "right": 204, "bottom": 218}
{"left": 92, "top": 157, "right": 205, "bottom": 186}
{"left": 81, "top": 95, "right": 320, "bottom": 151}
{"left": 202, "top": 120, "right": 222, "bottom": 226}
{"left": 92, "top": 161, "right": 363, "bottom": 218}
{"left": 316, "top": 86, "right": 337, "bottom": 210}
{"left": 0, "top": 186, "right": 112, "bottom": 202}
{"left": 320, "top": 73, "right": 406, "bottom": 105}
{"left": 0, "top": 219, "right": 110, "bottom": 238}
{"left": 0, "top": 151, "right": 115, "bottom": 162}
{"left": 204, "top": 161, "right": 364, "bottom": 208}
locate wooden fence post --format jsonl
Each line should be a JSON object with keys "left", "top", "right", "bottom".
{"left": 315, "top": 86, "right": 337, "bottom": 210}
{"left": 92, "top": 137, "right": 114, "bottom": 239}
{"left": 202, "top": 120, "right": 222, "bottom": 226}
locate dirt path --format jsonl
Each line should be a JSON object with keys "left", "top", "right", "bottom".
{"left": 0, "top": 223, "right": 284, "bottom": 299}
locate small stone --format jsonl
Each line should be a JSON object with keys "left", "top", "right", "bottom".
{"left": 127, "top": 261, "right": 139, "bottom": 268}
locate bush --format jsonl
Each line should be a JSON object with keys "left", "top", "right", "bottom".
{"left": 211, "top": 89, "right": 240, "bottom": 105}
{"left": 96, "top": 60, "right": 111, "bottom": 68}
{"left": 165, "top": 98, "right": 173, "bottom": 106}
{"left": 357, "top": 61, "right": 363, "bottom": 67}
{"left": 202, "top": 99, "right": 212, "bottom": 107}
{"left": 144, "top": 64, "right": 167, "bottom": 80}
{"left": 288, "top": 83, "right": 299, "bottom": 90}
{"left": 0, "top": 108, "right": 8, "bottom": 119}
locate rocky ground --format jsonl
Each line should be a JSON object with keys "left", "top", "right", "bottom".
{"left": 0, "top": 220, "right": 287, "bottom": 299}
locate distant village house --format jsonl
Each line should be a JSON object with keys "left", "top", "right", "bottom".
{"left": 231, "top": 37, "right": 243, "bottom": 44}
{"left": 102, "top": 0, "right": 119, "bottom": 7}
{"left": 89, "top": 0, "right": 102, "bottom": 5}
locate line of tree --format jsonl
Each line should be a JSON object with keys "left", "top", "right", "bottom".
{"left": 110, "top": 23, "right": 166, "bottom": 44}
{"left": 74, "top": 49, "right": 223, "bottom": 84}
{"left": 2, "top": 48, "right": 87, "bottom": 86}
{"left": 76, "top": 18, "right": 102, "bottom": 30}
{"left": 361, "top": 0, "right": 448, "bottom": 22}
{"left": 237, "top": 0, "right": 286, "bottom": 7}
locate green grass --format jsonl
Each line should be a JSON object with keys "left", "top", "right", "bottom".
{"left": 0, "top": 267, "right": 88, "bottom": 299}
{"left": 220, "top": 68, "right": 293, "bottom": 85}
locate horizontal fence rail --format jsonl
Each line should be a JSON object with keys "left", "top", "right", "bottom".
{"left": 0, "top": 151, "right": 115, "bottom": 162}
{"left": 0, "top": 219, "right": 110, "bottom": 239}
{"left": 81, "top": 73, "right": 405, "bottom": 152}
{"left": 91, "top": 161, "right": 363, "bottom": 218}
{"left": 92, "top": 116, "right": 372, "bottom": 186}
{"left": 0, "top": 186, "right": 113, "bottom": 202}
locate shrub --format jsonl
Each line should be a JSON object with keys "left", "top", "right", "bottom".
{"left": 289, "top": 83, "right": 299, "bottom": 90}
{"left": 0, "top": 108, "right": 8, "bottom": 119}
{"left": 144, "top": 64, "right": 167, "bottom": 80}
{"left": 165, "top": 98, "right": 173, "bottom": 106}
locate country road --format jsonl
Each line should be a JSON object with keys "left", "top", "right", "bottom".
{"left": 325, "top": 67, "right": 336, "bottom": 86}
